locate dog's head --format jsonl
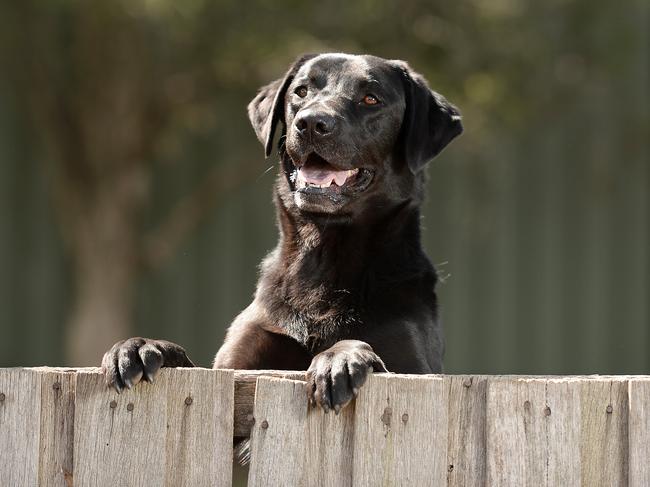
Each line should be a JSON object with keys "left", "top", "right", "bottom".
{"left": 248, "top": 53, "right": 462, "bottom": 219}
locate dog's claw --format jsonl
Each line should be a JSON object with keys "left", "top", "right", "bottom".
{"left": 307, "top": 340, "right": 386, "bottom": 414}
{"left": 101, "top": 337, "right": 194, "bottom": 392}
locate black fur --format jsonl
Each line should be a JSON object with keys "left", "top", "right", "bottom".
{"left": 102, "top": 53, "right": 462, "bottom": 414}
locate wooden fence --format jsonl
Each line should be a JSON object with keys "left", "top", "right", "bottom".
{"left": 0, "top": 368, "right": 648, "bottom": 486}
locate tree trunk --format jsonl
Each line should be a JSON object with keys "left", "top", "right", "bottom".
{"left": 64, "top": 235, "right": 134, "bottom": 365}
{"left": 63, "top": 175, "right": 146, "bottom": 366}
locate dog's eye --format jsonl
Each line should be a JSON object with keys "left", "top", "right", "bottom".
{"left": 295, "top": 86, "right": 308, "bottom": 98}
{"left": 362, "top": 94, "right": 379, "bottom": 105}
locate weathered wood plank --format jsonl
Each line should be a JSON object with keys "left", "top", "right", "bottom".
{"left": 487, "top": 377, "right": 583, "bottom": 486}
{"left": 352, "top": 374, "right": 448, "bottom": 486}
{"left": 38, "top": 369, "right": 75, "bottom": 487}
{"left": 580, "top": 378, "right": 628, "bottom": 486}
{"left": 486, "top": 378, "right": 547, "bottom": 485}
{"left": 248, "top": 376, "right": 355, "bottom": 487}
{"left": 248, "top": 378, "right": 308, "bottom": 487}
{"left": 165, "top": 368, "right": 234, "bottom": 487}
{"left": 627, "top": 379, "right": 649, "bottom": 487}
{"left": 1, "top": 368, "right": 649, "bottom": 487}
{"left": 73, "top": 369, "right": 168, "bottom": 487}
{"left": 233, "top": 370, "right": 304, "bottom": 437}
{"left": 0, "top": 368, "right": 42, "bottom": 486}
{"left": 304, "top": 397, "right": 355, "bottom": 487}
{"left": 544, "top": 378, "right": 581, "bottom": 486}
{"left": 446, "top": 375, "right": 487, "bottom": 486}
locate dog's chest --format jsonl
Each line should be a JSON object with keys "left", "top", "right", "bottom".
{"left": 278, "top": 285, "right": 363, "bottom": 353}
{"left": 264, "top": 238, "right": 375, "bottom": 353}
{"left": 283, "top": 310, "right": 361, "bottom": 354}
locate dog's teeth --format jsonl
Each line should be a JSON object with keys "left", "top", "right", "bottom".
{"left": 298, "top": 167, "right": 360, "bottom": 188}
{"left": 333, "top": 169, "right": 359, "bottom": 186}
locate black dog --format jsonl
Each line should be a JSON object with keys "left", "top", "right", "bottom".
{"left": 102, "top": 53, "right": 462, "bottom": 413}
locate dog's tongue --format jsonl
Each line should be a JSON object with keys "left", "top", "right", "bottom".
{"left": 298, "top": 165, "right": 357, "bottom": 187}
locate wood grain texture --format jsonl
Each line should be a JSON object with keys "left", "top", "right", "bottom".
{"left": 248, "top": 378, "right": 308, "bottom": 487}
{"left": 73, "top": 369, "right": 168, "bottom": 487}
{"left": 580, "top": 378, "right": 628, "bottom": 487}
{"left": 233, "top": 370, "right": 304, "bottom": 437}
{"left": 74, "top": 368, "right": 235, "bottom": 487}
{"left": 487, "top": 378, "right": 547, "bottom": 485}
{"left": 446, "top": 375, "right": 487, "bottom": 486}
{"left": 304, "top": 395, "right": 355, "bottom": 487}
{"left": 629, "top": 378, "right": 650, "bottom": 487}
{"left": 544, "top": 378, "right": 581, "bottom": 486}
{"left": 1, "top": 368, "right": 649, "bottom": 487}
{"left": 487, "top": 377, "right": 584, "bottom": 486}
{"left": 0, "top": 368, "right": 42, "bottom": 487}
{"left": 37, "top": 369, "right": 76, "bottom": 487}
{"left": 165, "top": 368, "right": 234, "bottom": 487}
{"left": 352, "top": 373, "right": 448, "bottom": 486}
{"left": 248, "top": 376, "right": 355, "bottom": 487}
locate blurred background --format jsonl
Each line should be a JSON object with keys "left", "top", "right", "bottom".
{"left": 0, "top": 0, "right": 647, "bottom": 373}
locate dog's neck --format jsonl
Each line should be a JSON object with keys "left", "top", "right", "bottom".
{"left": 269, "top": 188, "right": 432, "bottom": 290}
{"left": 254, "top": 181, "right": 436, "bottom": 351}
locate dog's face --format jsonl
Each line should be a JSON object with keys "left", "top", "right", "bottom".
{"left": 248, "top": 53, "right": 462, "bottom": 219}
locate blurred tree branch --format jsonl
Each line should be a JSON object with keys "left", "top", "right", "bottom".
{"left": 143, "top": 160, "right": 264, "bottom": 270}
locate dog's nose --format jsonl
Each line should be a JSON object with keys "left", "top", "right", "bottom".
{"left": 294, "top": 111, "right": 337, "bottom": 139}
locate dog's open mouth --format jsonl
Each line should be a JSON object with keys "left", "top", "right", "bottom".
{"left": 289, "top": 153, "right": 374, "bottom": 194}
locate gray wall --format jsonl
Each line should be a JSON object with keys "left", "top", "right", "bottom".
{"left": 0, "top": 0, "right": 647, "bottom": 373}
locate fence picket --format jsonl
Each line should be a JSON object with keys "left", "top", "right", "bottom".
{"left": 0, "top": 368, "right": 41, "bottom": 486}
{"left": 248, "top": 378, "right": 308, "bottom": 486}
{"left": 248, "top": 376, "right": 356, "bottom": 487}
{"left": 629, "top": 378, "right": 650, "bottom": 487}
{"left": 545, "top": 379, "right": 581, "bottom": 485}
{"left": 165, "top": 368, "right": 233, "bottom": 487}
{"left": 580, "top": 378, "right": 629, "bottom": 486}
{"left": 446, "top": 375, "right": 487, "bottom": 486}
{"left": 487, "top": 378, "right": 548, "bottom": 484}
{"left": 37, "top": 369, "right": 75, "bottom": 487}
{"left": 352, "top": 374, "right": 448, "bottom": 486}
{"left": 73, "top": 369, "right": 168, "bottom": 486}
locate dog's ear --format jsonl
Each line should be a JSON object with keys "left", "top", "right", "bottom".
{"left": 248, "top": 54, "right": 317, "bottom": 157}
{"left": 395, "top": 62, "right": 463, "bottom": 174}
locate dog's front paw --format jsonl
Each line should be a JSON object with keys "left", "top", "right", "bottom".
{"left": 101, "top": 337, "right": 194, "bottom": 392}
{"left": 306, "top": 339, "right": 387, "bottom": 413}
